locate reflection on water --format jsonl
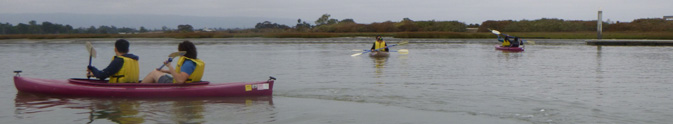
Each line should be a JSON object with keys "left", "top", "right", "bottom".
{"left": 14, "top": 92, "right": 275, "bottom": 124}
{"left": 371, "top": 56, "right": 388, "bottom": 78}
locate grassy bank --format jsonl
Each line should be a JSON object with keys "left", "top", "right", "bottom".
{"left": 1, "top": 32, "right": 672, "bottom": 39}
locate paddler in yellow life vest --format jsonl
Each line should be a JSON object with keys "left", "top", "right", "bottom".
{"left": 142, "top": 40, "right": 205, "bottom": 84}
{"left": 370, "top": 35, "right": 389, "bottom": 52}
{"left": 87, "top": 39, "right": 140, "bottom": 83}
{"left": 498, "top": 34, "right": 520, "bottom": 47}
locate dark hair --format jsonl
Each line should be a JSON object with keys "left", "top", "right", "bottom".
{"left": 115, "top": 39, "right": 129, "bottom": 53}
{"left": 178, "top": 40, "right": 197, "bottom": 59}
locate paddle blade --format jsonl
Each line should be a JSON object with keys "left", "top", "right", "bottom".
{"left": 85, "top": 41, "right": 96, "bottom": 58}
{"left": 351, "top": 53, "right": 363, "bottom": 57}
{"left": 491, "top": 30, "right": 501, "bottom": 35}
{"left": 168, "top": 51, "right": 187, "bottom": 58}
{"left": 397, "top": 49, "right": 409, "bottom": 54}
{"left": 398, "top": 40, "right": 409, "bottom": 45}
{"left": 526, "top": 40, "right": 535, "bottom": 45}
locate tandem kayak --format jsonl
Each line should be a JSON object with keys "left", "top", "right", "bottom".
{"left": 369, "top": 52, "right": 390, "bottom": 58}
{"left": 495, "top": 45, "right": 524, "bottom": 52}
{"left": 13, "top": 72, "right": 275, "bottom": 98}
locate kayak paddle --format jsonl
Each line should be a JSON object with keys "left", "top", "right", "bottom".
{"left": 85, "top": 41, "right": 97, "bottom": 79}
{"left": 356, "top": 49, "right": 409, "bottom": 54}
{"left": 488, "top": 28, "right": 501, "bottom": 35}
{"left": 157, "top": 51, "right": 187, "bottom": 70}
{"left": 351, "top": 40, "right": 409, "bottom": 57}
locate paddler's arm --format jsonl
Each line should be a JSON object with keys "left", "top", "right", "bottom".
{"left": 384, "top": 43, "right": 389, "bottom": 52}
{"left": 497, "top": 35, "right": 504, "bottom": 42}
{"left": 87, "top": 57, "right": 123, "bottom": 79}
{"left": 370, "top": 42, "right": 376, "bottom": 51}
{"left": 165, "top": 62, "right": 190, "bottom": 84}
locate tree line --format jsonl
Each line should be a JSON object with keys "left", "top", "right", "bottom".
{"left": 253, "top": 14, "right": 467, "bottom": 33}
{"left": 254, "top": 14, "right": 673, "bottom": 33}
{"left": 0, "top": 20, "right": 154, "bottom": 34}
{"left": 478, "top": 18, "right": 673, "bottom": 32}
{"left": 2, "top": 14, "right": 672, "bottom": 35}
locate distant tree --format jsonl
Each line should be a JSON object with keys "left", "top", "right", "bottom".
{"left": 315, "top": 14, "right": 331, "bottom": 26}
{"left": 327, "top": 18, "right": 339, "bottom": 25}
{"left": 177, "top": 24, "right": 194, "bottom": 33}
{"left": 397, "top": 18, "right": 419, "bottom": 31}
{"left": 139, "top": 26, "right": 148, "bottom": 33}
{"left": 64, "top": 25, "right": 74, "bottom": 33}
{"left": 295, "top": 19, "right": 312, "bottom": 32}
{"left": 255, "top": 21, "right": 290, "bottom": 32}
{"left": 340, "top": 18, "right": 356, "bottom": 24}
{"left": 15, "top": 23, "right": 29, "bottom": 34}
{"left": 28, "top": 20, "right": 42, "bottom": 34}
{"left": 86, "top": 26, "right": 97, "bottom": 34}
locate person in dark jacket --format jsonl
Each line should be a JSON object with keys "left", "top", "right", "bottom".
{"left": 87, "top": 39, "right": 140, "bottom": 83}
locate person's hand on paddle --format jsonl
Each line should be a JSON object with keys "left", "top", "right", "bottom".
{"left": 86, "top": 70, "right": 94, "bottom": 77}
{"left": 156, "top": 60, "right": 171, "bottom": 71}
{"left": 86, "top": 66, "right": 95, "bottom": 78}
{"left": 167, "top": 61, "right": 178, "bottom": 73}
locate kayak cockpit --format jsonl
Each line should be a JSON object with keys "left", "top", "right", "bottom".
{"left": 68, "top": 78, "right": 210, "bottom": 86}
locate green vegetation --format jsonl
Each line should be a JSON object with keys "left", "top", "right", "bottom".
{"left": 1, "top": 14, "right": 672, "bottom": 40}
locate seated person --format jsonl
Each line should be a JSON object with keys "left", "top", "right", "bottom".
{"left": 87, "top": 39, "right": 140, "bottom": 83}
{"left": 370, "top": 35, "right": 389, "bottom": 52}
{"left": 141, "top": 41, "right": 205, "bottom": 84}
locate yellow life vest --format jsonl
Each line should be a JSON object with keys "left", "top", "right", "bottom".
{"left": 109, "top": 56, "right": 139, "bottom": 83}
{"left": 374, "top": 41, "right": 387, "bottom": 51}
{"left": 174, "top": 56, "right": 205, "bottom": 83}
{"left": 502, "top": 39, "right": 511, "bottom": 46}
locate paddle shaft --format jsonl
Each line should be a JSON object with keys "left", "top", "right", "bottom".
{"left": 87, "top": 49, "right": 92, "bottom": 79}
{"left": 157, "top": 58, "right": 173, "bottom": 70}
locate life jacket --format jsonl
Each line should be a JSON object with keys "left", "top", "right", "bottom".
{"left": 174, "top": 56, "right": 205, "bottom": 83}
{"left": 502, "top": 38, "right": 511, "bottom": 47}
{"left": 374, "top": 41, "right": 387, "bottom": 51}
{"left": 109, "top": 55, "right": 139, "bottom": 83}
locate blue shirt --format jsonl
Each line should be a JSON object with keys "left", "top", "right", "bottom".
{"left": 180, "top": 60, "right": 196, "bottom": 75}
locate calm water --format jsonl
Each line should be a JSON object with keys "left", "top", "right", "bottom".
{"left": 1, "top": 38, "right": 672, "bottom": 124}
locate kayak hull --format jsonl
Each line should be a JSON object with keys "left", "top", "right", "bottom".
{"left": 495, "top": 45, "right": 524, "bottom": 52}
{"left": 369, "top": 52, "right": 390, "bottom": 57}
{"left": 13, "top": 76, "right": 274, "bottom": 98}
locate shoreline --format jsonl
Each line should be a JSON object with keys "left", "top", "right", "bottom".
{"left": 0, "top": 37, "right": 590, "bottom": 45}
{"left": 0, "top": 31, "right": 672, "bottom": 40}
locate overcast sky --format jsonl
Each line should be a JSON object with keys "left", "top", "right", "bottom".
{"left": 1, "top": 0, "right": 671, "bottom": 25}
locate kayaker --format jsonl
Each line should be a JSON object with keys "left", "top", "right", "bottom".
{"left": 141, "top": 40, "right": 205, "bottom": 84}
{"left": 370, "top": 35, "right": 389, "bottom": 52}
{"left": 87, "top": 39, "right": 140, "bottom": 83}
{"left": 498, "top": 35, "right": 520, "bottom": 47}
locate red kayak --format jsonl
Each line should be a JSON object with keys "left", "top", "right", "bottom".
{"left": 13, "top": 73, "right": 275, "bottom": 98}
{"left": 495, "top": 45, "right": 524, "bottom": 52}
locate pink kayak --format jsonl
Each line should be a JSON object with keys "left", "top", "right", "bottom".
{"left": 13, "top": 74, "right": 275, "bottom": 98}
{"left": 495, "top": 45, "right": 524, "bottom": 52}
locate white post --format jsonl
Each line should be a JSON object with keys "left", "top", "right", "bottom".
{"left": 597, "top": 10, "right": 603, "bottom": 39}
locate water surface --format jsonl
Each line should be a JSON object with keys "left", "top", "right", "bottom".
{"left": 1, "top": 38, "right": 672, "bottom": 124}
